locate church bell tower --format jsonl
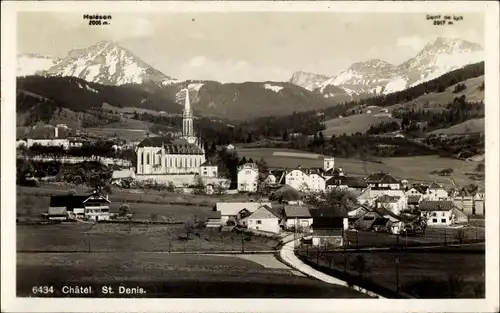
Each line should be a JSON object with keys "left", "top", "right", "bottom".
{"left": 182, "top": 87, "right": 196, "bottom": 144}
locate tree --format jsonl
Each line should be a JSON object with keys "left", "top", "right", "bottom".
{"left": 192, "top": 176, "right": 206, "bottom": 195}
{"left": 118, "top": 204, "right": 131, "bottom": 217}
{"left": 166, "top": 181, "right": 176, "bottom": 192}
{"left": 282, "top": 129, "right": 289, "bottom": 141}
{"left": 213, "top": 182, "right": 227, "bottom": 195}
{"left": 184, "top": 220, "right": 195, "bottom": 239}
{"left": 474, "top": 163, "right": 485, "bottom": 172}
{"left": 150, "top": 213, "right": 158, "bottom": 223}
{"left": 312, "top": 189, "right": 359, "bottom": 215}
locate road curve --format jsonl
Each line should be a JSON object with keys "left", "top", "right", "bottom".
{"left": 278, "top": 235, "right": 386, "bottom": 299}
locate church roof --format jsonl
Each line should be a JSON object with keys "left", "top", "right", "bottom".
{"left": 137, "top": 137, "right": 172, "bottom": 147}
{"left": 137, "top": 136, "right": 204, "bottom": 155}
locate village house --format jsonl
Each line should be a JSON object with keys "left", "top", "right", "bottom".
{"left": 265, "top": 172, "right": 277, "bottom": 185}
{"left": 406, "top": 185, "right": 428, "bottom": 197}
{"left": 281, "top": 205, "right": 313, "bottom": 232}
{"left": 376, "top": 194, "right": 406, "bottom": 215}
{"left": 200, "top": 159, "right": 218, "bottom": 178}
{"left": 453, "top": 188, "right": 474, "bottom": 215}
{"left": 419, "top": 200, "right": 468, "bottom": 226}
{"left": 423, "top": 182, "right": 449, "bottom": 200}
{"left": 348, "top": 205, "right": 405, "bottom": 234}
{"left": 237, "top": 163, "right": 260, "bottom": 192}
{"left": 365, "top": 172, "right": 401, "bottom": 190}
{"left": 285, "top": 167, "right": 311, "bottom": 192}
{"left": 309, "top": 210, "right": 348, "bottom": 247}
{"left": 48, "top": 192, "right": 111, "bottom": 221}
{"left": 242, "top": 205, "right": 281, "bottom": 234}
{"left": 215, "top": 202, "right": 272, "bottom": 226}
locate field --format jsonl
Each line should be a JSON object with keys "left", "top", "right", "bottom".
{"left": 17, "top": 184, "right": 262, "bottom": 223}
{"left": 430, "top": 118, "right": 485, "bottom": 136}
{"left": 17, "top": 252, "right": 369, "bottom": 298}
{"left": 298, "top": 248, "right": 485, "bottom": 298}
{"left": 17, "top": 223, "right": 280, "bottom": 253}
{"left": 237, "top": 148, "right": 483, "bottom": 188}
{"left": 320, "top": 76, "right": 485, "bottom": 137}
{"left": 322, "top": 111, "right": 400, "bottom": 136}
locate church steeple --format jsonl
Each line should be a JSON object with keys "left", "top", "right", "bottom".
{"left": 182, "top": 87, "right": 196, "bottom": 143}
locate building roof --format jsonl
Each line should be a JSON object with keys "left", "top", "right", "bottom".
{"left": 137, "top": 137, "right": 204, "bottom": 155}
{"left": 247, "top": 205, "right": 280, "bottom": 220}
{"left": 456, "top": 188, "right": 472, "bottom": 198}
{"left": 310, "top": 208, "right": 348, "bottom": 218}
{"left": 407, "top": 195, "right": 421, "bottom": 204}
{"left": 201, "top": 159, "right": 218, "bottom": 166}
{"left": 49, "top": 195, "right": 90, "bottom": 209}
{"left": 207, "top": 211, "right": 222, "bottom": 219}
{"left": 365, "top": 172, "right": 400, "bottom": 184}
{"left": 412, "top": 185, "right": 429, "bottom": 194}
{"left": 283, "top": 205, "right": 312, "bottom": 218}
{"left": 428, "top": 182, "right": 444, "bottom": 190}
{"left": 419, "top": 200, "right": 455, "bottom": 212}
{"left": 215, "top": 202, "right": 271, "bottom": 216}
{"left": 311, "top": 216, "right": 345, "bottom": 229}
{"left": 377, "top": 194, "right": 401, "bottom": 203}
{"left": 112, "top": 169, "right": 135, "bottom": 179}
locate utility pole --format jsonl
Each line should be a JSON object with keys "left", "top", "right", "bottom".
{"left": 356, "top": 230, "right": 359, "bottom": 250}
{"left": 241, "top": 232, "right": 244, "bottom": 253}
{"left": 444, "top": 227, "right": 447, "bottom": 246}
{"left": 395, "top": 257, "right": 400, "bottom": 298}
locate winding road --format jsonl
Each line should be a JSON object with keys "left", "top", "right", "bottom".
{"left": 277, "top": 234, "right": 385, "bottom": 299}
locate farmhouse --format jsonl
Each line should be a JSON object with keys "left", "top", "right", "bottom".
{"left": 310, "top": 213, "right": 347, "bottom": 247}
{"left": 282, "top": 205, "right": 313, "bottom": 231}
{"left": 48, "top": 192, "right": 111, "bottom": 221}
{"left": 419, "top": 200, "right": 468, "bottom": 226}
{"left": 243, "top": 205, "right": 281, "bottom": 234}
{"left": 265, "top": 173, "right": 277, "bottom": 185}
{"left": 285, "top": 168, "right": 311, "bottom": 192}
{"left": 237, "top": 163, "right": 259, "bottom": 192}
{"left": 215, "top": 202, "right": 272, "bottom": 226}
{"left": 406, "top": 185, "right": 428, "bottom": 197}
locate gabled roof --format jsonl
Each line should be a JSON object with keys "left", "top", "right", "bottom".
{"left": 247, "top": 205, "right": 280, "bottom": 220}
{"left": 311, "top": 217, "right": 345, "bottom": 229}
{"left": 419, "top": 200, "right": 455, "bottom": 212}
{"left": 365, "top": 172, "right": 400, "bottom": 184}
{"left": 407, "top": 195, "right": 421, "bottom": 204}
{"left": 207, "top": 211, "right": 222, "bottom": 219}
{"left": 201, "top": 159, "right": 218, "bottom": 166}
{"left": 137, "top": 137, "right": 204, "bottom": 155}
{"left": 215, "top": 202, "right": 271, "bottom": 216}
{"left": 428, "top": 182, "right": 444, "bottom": 190}
{"left": 49, "top": 195, "right": 90, "bottom": 209}
{"left": 456, "top": 188, "right": 472, "bottom": 198}
{"left": 310, "top": 208, "right": 348, "bottom": 218}
{"left": 411, "top": 185, "right": 428, "bottom": 194}
{"left": 283, "top": 205, "right": 312, "bottom": 218}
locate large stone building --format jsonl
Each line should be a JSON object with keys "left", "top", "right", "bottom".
{"left": 135, "top": 88, "right": 207, "bottom": 177}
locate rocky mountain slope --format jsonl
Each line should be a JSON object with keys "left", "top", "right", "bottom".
{"left": 290, "top": 37, "right": 483, "bottom": 99}
{"left": 31, "top": 41, "right": 178, "bottom": 86}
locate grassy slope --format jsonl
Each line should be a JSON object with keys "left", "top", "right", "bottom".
{"left": 321, "top": 76, "right": 484, "bottom": 136}
{"left": 17, "top": 252, "right": 368, "bottom": 298}
{"left": 430, "top": 118, "right": 485, "bottom": 135}
{"left": 237, "top": 148, "right": 483, "bottom": 189}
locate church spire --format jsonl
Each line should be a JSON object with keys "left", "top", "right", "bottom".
{"left": 182, "top": 86, "right": 195, "bottom": 143}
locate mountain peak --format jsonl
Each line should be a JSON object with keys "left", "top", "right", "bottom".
{"left": 40, "top": 40, "right": 175, "bottom": 86}
{"left": 348, "top": 59, "right": 395, "bottom": 71}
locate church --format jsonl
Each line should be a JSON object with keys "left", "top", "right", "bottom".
{"left": 135, "top": 88, "right": 208, "bottom": 176}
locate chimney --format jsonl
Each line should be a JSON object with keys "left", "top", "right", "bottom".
{"left": 54, "top": 126, "right": 59, "bottom": 138}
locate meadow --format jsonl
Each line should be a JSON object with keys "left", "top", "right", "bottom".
{"left": 17, "top": 252, "right": 369, "bottom": 298}
{"left": 237, "top": 147, "right": 483, "bottom": 189}
{"left": 17, "top": 223, "right": 280, "bottom": 253}
{"left": 298, "top": 248, "right": 485, "bottom": 298}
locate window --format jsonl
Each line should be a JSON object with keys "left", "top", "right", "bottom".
{"left": 141, "top": 153, "right": 144, "bottom": 165}
{"left": 146, "top": 153, "right": 150, "bottom": 165}
{"left": 256, "top": 220, "right": 262, "bottom": 225}
{"left": 170, "top": 159, "right": 172, "bottom": 167}
{"left": 245, "top": 170, "right": 251, "bottom": 174}
{"left": 432, "top": 218, "right": 437, "bottom": 223}
{"left": 441, "top": 219, "right": 446, "bottom": 223}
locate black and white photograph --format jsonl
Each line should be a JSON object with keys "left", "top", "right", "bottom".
{"left": 1, "top": 1, "right": 499, "bottom": 312}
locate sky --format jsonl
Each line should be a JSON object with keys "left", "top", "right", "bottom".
{"left": 17, "top": 12, "right": 484, "bottom": 83}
